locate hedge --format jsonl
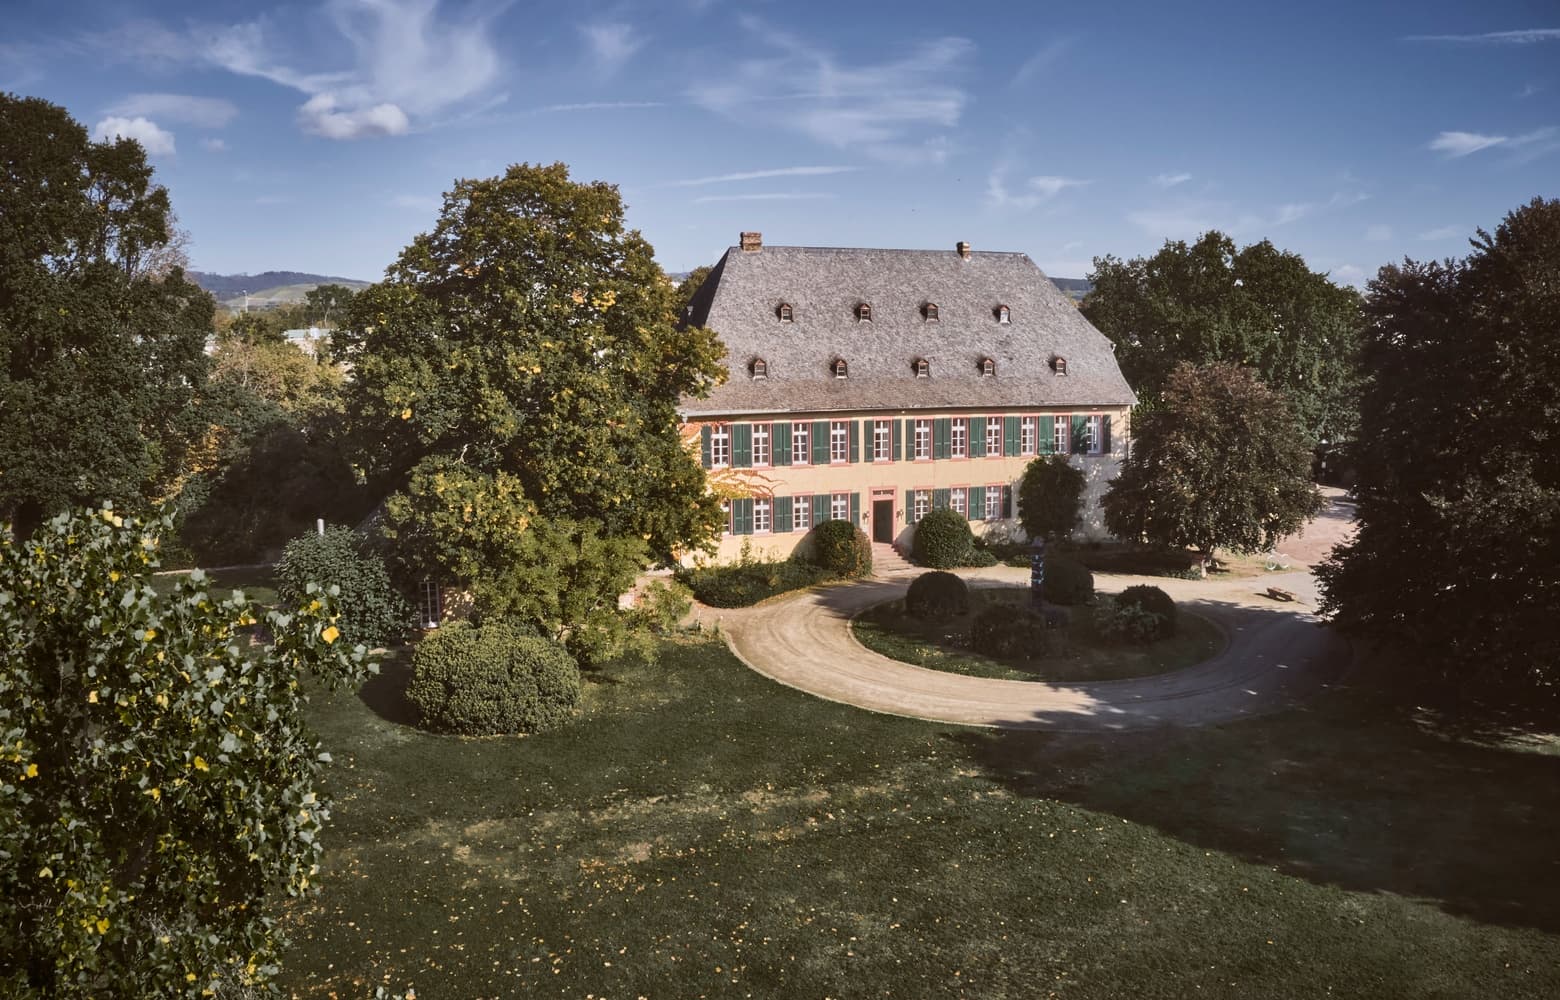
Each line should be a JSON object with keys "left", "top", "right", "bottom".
{"left": 406, "top": 621, "right": 580, "bottom": 735}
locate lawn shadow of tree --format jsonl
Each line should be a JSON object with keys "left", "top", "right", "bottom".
{"left": 357, "top": 648, "right": 418, "bottom": 726}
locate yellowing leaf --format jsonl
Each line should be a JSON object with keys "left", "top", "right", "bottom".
{"left": 23, "top": 763, "right": 38, "bottom": 779}
{"left": 401, "top": 407, "right": 413, "bottom": 420}
{"left": 146, "top": 787, "right": 161, "bottom": 801}
{"left": 96, "top": 918, "right": 109, "bottom": 934}
{"left": 321, "top": 625, "right": 340, "bottom": 645}
{"left": 87, "top": 690, "right": 98, "bottom": 704}
{"left": 193, "top": 756, "right": 209, "bottom": 772}
{"left": 142, "top": 628, "right": 156, "bottom": 642}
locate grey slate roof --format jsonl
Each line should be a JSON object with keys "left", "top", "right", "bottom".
{"left": 679, "top": 244, "right": 1138, "bottom": 418}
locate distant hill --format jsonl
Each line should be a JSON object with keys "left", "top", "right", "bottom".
{"left": 190, "top": 271, "right": 372, "bottom": 308}
{"left": 1049, "top": 276, "right": 1092, "bottom": 300}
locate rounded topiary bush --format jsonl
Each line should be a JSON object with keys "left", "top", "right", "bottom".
{"left": 1041, "top": 556, "right": 1094, "bottom": 606}
{"left": 1115, "top": 584, "right": 1177, "bottom": 638}
{"left": 905, "top": 571, "right": 970, "bottom": 620}
{"left": 970, "top": 604, "right": 1049, "bottom": 660}
{"left": 277, "top": 526, "right": 409, "bottom": 648}
{"left": 406, "top": 621, "right": 581, "bottom": 735}
{"left": 810, "top": 519, "right": 873, "bottom": 578}
{"left": 912, "top": 508, "right": 974, "bottom": 568}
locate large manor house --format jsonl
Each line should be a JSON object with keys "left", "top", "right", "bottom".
{"left": 679, "top": 233, "right": 1138, "bottom": 562}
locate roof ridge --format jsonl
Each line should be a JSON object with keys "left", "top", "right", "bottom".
{"left": 727, "top": 245, "right": 1033, "bottom": 258}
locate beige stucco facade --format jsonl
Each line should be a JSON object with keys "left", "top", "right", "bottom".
{"left": 688, "top": 404, "right": 1130, "bottom": 564}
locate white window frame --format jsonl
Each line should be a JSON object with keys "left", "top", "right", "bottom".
{"left": 985, "top": 416, "right": 1003, "bottom": 457}
{"left": 830, "top": 421, "right": 849, "bottom": 463}
{"left": 1021, "top": 416, "right": 1037, "bottom": 456}
{"left": 831, "top": 492, "right": 849, "bottom": 522}
{"left": 912, "top": 489, "right": 930, "bottom": 524}
{"left": 873, "top": 419, "right": 892, "bottom": 462}
{"left": 711, "top": 424, "right": 731, "bottom": 468}
{"left": 792, "top": 494, "right": 811, "bottom": 532}
{"left": 791, "top": 421, "right": 809, "bottom": 465}
{"left": 951, "top": 418, "right": 968, "bottom": 459}
{"left": 1087, "top": 414, "right": 1104, "bottom": 456}
{"left": 1053, "top": 415, "right": 1069, "bottom": 455}
{"left": 951, "top": 487, "right": 967, "bottom": 517}
{"left": 753, "top": 497, "right": 772, "bottom": 534}
{"left": 984, "top": 486, "right": 1002, "bottom": 521}
{"left": 752, "top": 422, "right": 770, "bottom": 467}
{"left": 913, "top": 419, "right": 931, "bottom": 461}
{"left": 720, "top": 498, "right": 733, "bottom": 535}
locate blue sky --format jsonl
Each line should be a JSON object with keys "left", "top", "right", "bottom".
{"left": 3, "top": 1, "right": 1556, "bottom": 286}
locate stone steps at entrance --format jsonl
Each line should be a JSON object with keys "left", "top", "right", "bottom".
{"left": 870, "top": 542, "right": 915, "bottom": 577}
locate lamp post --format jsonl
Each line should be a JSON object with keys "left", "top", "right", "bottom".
{"left": 1030, "top": 536, "right": 1047, "bottom": 609}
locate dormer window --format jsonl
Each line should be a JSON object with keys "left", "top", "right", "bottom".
{"left": 913, "top": 358, "right": 930, "bottom": 378}
{"left": 751, "top": 357, "right": 769, "bottom": 380}
{"left": 996, "top": 304, "right": 1011, "bottom": 324}
{"left": 1051, "top": 355, "right": 1068, "bottom": 375}
{"left": 980, "top": 357, "right": 996, "bottom": 377}
{"left": 923, "top": 302, "right": 940, "bottom": 322}
{"left": 777, "top": 302, "right": 794, "bottom": 323}
{"left": 832, "top": 358, "right": 849, "bottom": 379}
{"left": 856, "top": 302, "right": 873, "bottom": 322}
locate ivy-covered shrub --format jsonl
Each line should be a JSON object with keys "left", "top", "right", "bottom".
{"left": 1094, "top": 596, "right": 1168, "bottom": 644}
{"left": 1042, "top": 556, "right": 1095, "bottom": 606}
{"left": 677, "top": 559, "right": 833, "bottom": 608}
{"left": 406, "top": 621, "right": 580, "bottom": 735}
{"left": 905, "top": 571, "right": 970, "bottom": 620}
{"left": 277, "top": 526, "right": 409, "bottom": 647}
{"left": 912, "top": 508, "right": 974, "bottom": 568}
{"left": 809, "top": 520, "right": 873, "bottom": 578}
{"left": 970, "top": 604, "right": 1050, "bottom": 659}
{"left": 1114, "top": 584, "right": 1178, "bottom": 638}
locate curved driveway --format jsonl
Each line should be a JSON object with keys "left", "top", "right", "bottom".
{"left": 709, "top": 566, "right": 1352, "bottom": 732}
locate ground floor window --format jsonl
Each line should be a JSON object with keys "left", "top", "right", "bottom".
{"left": 721, "top": 498, "right": 732, "bottom": 535}
{"left": 831, "top": 492, "right": 850, "bottom": 522}
{"left": 951, "top": 487, "right": 967, "bottom": 517}
{"left": 913, "top": 489, "right": 930, "bottom": 523}
{"left": 1086, "top": 414, "right": 1103, "bottom": 455}
{"left": 1053, "top": 415, "right": 1069, "bottom": 454}
{"left": 419, "top": 577, "right": 443, "bottom": 629}
{"left": 793, "top": 494, "right": 811, "bottom": 531}
{"left": 984, "top": 486, "right": 1003, "bottom": 521}
{"left": 754, "top": 497, "right": 771, "bottom": 533}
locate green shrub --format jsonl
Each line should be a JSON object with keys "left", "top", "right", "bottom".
{"left": 632, "top": 579, "right": 693, "bottom": 634}
{"left": 962, "top": 548, "right": 999, "bottom": 568}
{"left": 406, "top": 621, "right": 580, "bottom": 735}
{"left": 1094, "top": 596, "right": 1168, "bottom": 645}
{"left": 1115, "top": 584, "right": 1178, "bottom": 638}
{"left": 1041, "top": 556, "right": 1095, "bottom": 606}
{"left": 912, "top": 508, "right": 974, "bottom": 568}
{"left": 1018, "top": 454, "right": 1086, "bottom": 539}
{"left": 970, "top": 604, "right": 1050, "bottom": 660}
{"left": 678, "top": 560, "right": 834, "bottom": 608}
{"left": 277, "top": 526, "right": 409, "bottom": 647}
{"left": 905, "top": 571, "right": 970, "bottom": 620}
{"left": 809, "top": 519, "right": 873, "bottom": 578}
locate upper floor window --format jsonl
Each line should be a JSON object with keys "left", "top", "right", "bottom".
{"left": 913, "top": 419, "right": 932, "bottom": 461}
{"left": 1052, "top": 415, "right": 1069, "bottom": 455}
{"left": 750, "top": 357, "right": 768, "bottom": 380}
{"left": 873, "top": 419, "right": 893, "bottom": 461}
{"left": 951, "top": 418, "right": 968, "bottom": 459}
{"left": 752, "top": 422, "right": 770, "bottom": 466}
{"left": 710, "top": 423, "right": 731, "bottom": 468}
{"left": 830, "top": 420, "right": 850, "bottom": 463}
{"left": 996, "top": 304, "right": 1011, "bottom": 324}
{"left": 856, "top": 302, "right": 873, "bottom": 322}
{"left": 777, "top": 302, "right": 794, "bottom": 322}
{"left": 913, "top": 358, "right": 930, "bottom": 378}
{"left": 832, "top": 358, "right": 849, "bottom": 379}
{"left": 923, "top": 302, "right": 940, "bottom": 322}
{"left": 1021, "top": 416, "right": 1037, "bottom": 456}
{"left": 1086, "top": 414, "right": 1104, "bottom": 456}
{"left": 985, "top": 416, "right": 1003, "bottom": 456}
{"left": 980, "top": 357, "right": 996, "bottom": 377}
{"left": 791, "top": 421, "right": 810, "bottom": 465}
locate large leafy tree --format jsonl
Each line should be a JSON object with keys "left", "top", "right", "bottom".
{"left": 0, "top": 506, "right": 376, "bottom": 997}
{"left": 1318, "top": 198, "right": 1560, "bottom": 697}
{"left": 1084, "top": 232, "right": 1363, "bottom": 444}
{"left": 1102, "top": 362, "right": 1323, "bottom": 563}
{"left": 335, "top": 162, "right": 727, "bottom": 560}
{"left": 1017, "top": 455, "right": 1086, "bottom": 540}
{"left": 0, "top": 94, "right": 212, "bottom": 528}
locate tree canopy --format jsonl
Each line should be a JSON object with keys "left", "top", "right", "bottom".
{"left": 0, "top": 507, "right": 375, "bottom": 997}
{"left": 0, "top": 94, "right": 211, "bottom": 529}
{"left": 1102, "top": 362, "right": 1323, "bottom": 561}
{"left": 1317, "top": 198, "right": 1560, "bottom": 699}
{"left": 1083, "top": 232, "right": 1362, "bottom": 444}
{"left": 1017, "top": 455, "right": 1086, "bottom": 540}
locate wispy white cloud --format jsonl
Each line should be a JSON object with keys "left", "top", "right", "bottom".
{"left": 1010, "top": 37, "right": 1073, "bottom": 88}
{"left": 580, "top": 21, "right": 644, "bottom": 74}
{"left": 529, "top": 101, "right": 664, "bottom": 114}
{"left": 1419, "top": 224, "right": 1463, "bottom": 240}
{"left": 1365, "top": 224, "right": 1392, "bottom": 241}
{"left": 201, "top": 137, "right": 228, "bottom": 152}
{"left": 1151, "top": 172, "right": 1192, "bottom": 189}
{"left": 986, "top": 166, "right": 1090, "bottom": 211}
{"left": 688, "top": 17, "right": 973, "bottom": 165}
{"left": 1406, "top": 28, "right": 1560, "bottom": 44}
{"left": 672, "top": 166, "right": 859, "bottom": 187}
{"left": 105, "top": 93, "right": 237, "bottom": 128}
{"left": 1518, "top": 81, "right": 1542, "bottom": 99}
{"left": 297, "top": 93, "right": 409, "bottom": 139}
{"left": 692, "top": 192, "right": 837, "bottom": 204}
{"left": 1273, "top": 202, "right": 1311, "bottom": 225}
{"left": 92, "top": 115, "right": 176, "bottom": 156}
{"left": 1331, "top": 264, "right": 1368, "bottom": 288}
{"left": 1430, "top": 126, "right": 1558, "bottom": 158}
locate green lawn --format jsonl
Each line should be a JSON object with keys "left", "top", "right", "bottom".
{"left": 851, "top": 586, "right": 1224, "bottom": 682}
{"left": 150, "top": 566, "right": 281, "bottom": 608}
{"left": 279, "top": 635, "right": 1560, "bottom": 998}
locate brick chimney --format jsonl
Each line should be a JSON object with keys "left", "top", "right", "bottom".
{"left": 956, "top": 240, "right": 971, "bottom": 259}
{"left": 740, "top": 231, "right": 763, "bottom": 252}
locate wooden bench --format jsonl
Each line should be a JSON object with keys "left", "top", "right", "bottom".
{"left": 1264, "top": 587, "right": 1296, "bottom": 603}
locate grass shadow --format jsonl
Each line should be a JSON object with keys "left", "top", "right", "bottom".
{"left": 357, "top": 647, "right": 418, "bottom": 726}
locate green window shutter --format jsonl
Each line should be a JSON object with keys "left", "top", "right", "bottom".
{"left": 905, "top": 489, "right": 915, "bottom": 522}
{"left": 1002, "top": 484, "right": 1014, "bottom": 518}
{"left": 812, "top": 420, "right": 830, "bottom": 464}
{"left": 812, "top": 497, "right": 825, "bottom": 528}
{"left": 934, "top": 418, "right": 951, "bottom": 460}
{"left": 1038, "top": 417, "right": 1053, "bottom": 455}
{"left": 1071, "top": 415, "right": 1089, "bottom": 455}
{"left": 1004, "top": 416, "right": 1021, "bottom": 457}
{"left": 849, "top": 420, "right": 860, "bottom": 464}
{"left": 773, "top": 421, "right": 792, "bottom": 466}
{"left": 775, "top": 495, "right": 793, "bottom": 534}
{"left": 733, "top": 423, "right": 752, "bottom": 468}
{"left": 970, "top": 418, "right": 986, "bottom": 458}
{"left": 891, "top": 419, "right": 902, "bottom": 461}
{"left": 849, "top": 492, "right": 860, "bottom": 524}
{"left": 700, "top": 425, "right": 712, "bottom": 468}
{"left": 1101, "top": 414, "right": 1112, "bottom": 454}
{"left": 901, "top": 418, "right": 913, "bottom": 460}
{"left": 933, "top": 487, "right": 950, "bottom": 510}
{"left": 969, "top": 485, "right": 986, "bottom": 520}
{"left": 733, "top": 498, "right": 754, "bottom": 535}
